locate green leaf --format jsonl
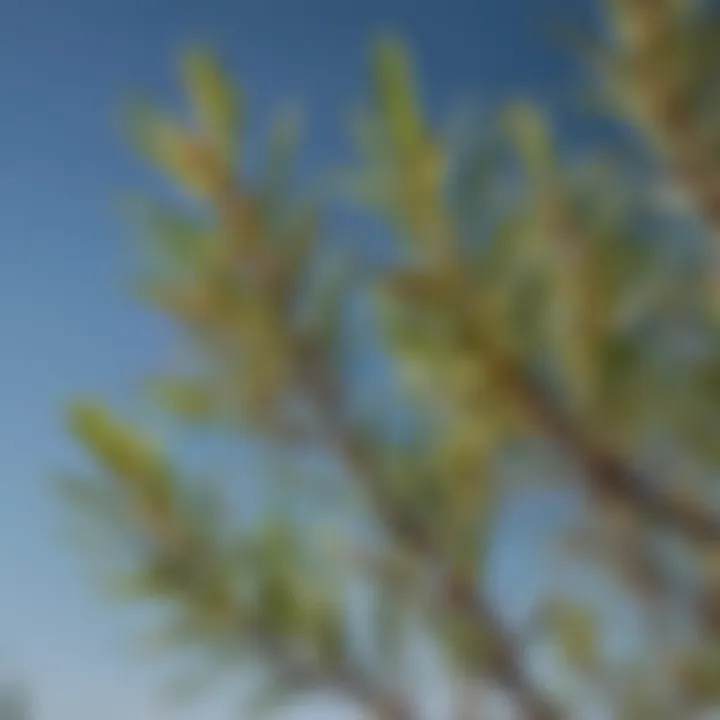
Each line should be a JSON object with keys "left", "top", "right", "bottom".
{"left": 181, "top": 47, "right": 241, "bottom": 158}
{"left": 503, "top": 101, "right": 556, "bottom": 190}
{"left": 126, "top": 102, "right": 224, "bottom": 198}
{"left": 371, "top": 36, "right": 426, "bottom": 154}
{"left": 544, "top": 601, "right": 599, "bottom": 672}
{"left": 67, "top": 402, "right": 171, "bottom": 502}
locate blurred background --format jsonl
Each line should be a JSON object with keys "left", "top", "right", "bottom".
{"left": 0, "top": 0, "right": 693, "bottom": 718}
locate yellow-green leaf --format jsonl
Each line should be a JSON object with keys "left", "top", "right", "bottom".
{"left": 372, "top": 36, "right": 426, "bottom": 154}
{"left": 181, "top": 47, "right": 240, "bottom": 158}
{"left": 128, "top": 104, "right": 225, "bottom": 198}
{"left": 68, "top": 402, "right": 170, "bottom": 499}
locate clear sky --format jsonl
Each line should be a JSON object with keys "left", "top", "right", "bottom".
{"left": 0, "top": 0, "right": 595, "bottom": 717}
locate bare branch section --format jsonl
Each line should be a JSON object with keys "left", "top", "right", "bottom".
{"left": 261, "top": 635, "right": 415, "bottom": 720}
{"left": 499, "top": 360, "right": 720, "bottom": 545}
{"left": 299, "top": 353, "right": 561, "bottom": 720}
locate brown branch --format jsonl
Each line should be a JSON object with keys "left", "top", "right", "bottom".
{"left": 260, "top": 634, "right": 415, "bottom": 720}
{"left": 211, "top": 175, "right": 556, "bottom": 717}
{"left": 494, "top": 359, "right": 720, "bottom": 546}
{"left": 441, "top": 573, "right": 560, "bottom": 720}
{"left": 296, "top": 349, "right": 561, "bottom": 720}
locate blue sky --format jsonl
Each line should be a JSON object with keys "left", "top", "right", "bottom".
{"left": 0, "top": 0, "right": 595, "bottom": 717}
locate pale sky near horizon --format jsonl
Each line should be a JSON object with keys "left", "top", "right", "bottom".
{"left": 0, "top": 0, "right": 597, "bottom": 717}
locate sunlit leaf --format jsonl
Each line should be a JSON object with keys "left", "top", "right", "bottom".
{"left": 181, "top": 47, "right": 241, "bottom": 158}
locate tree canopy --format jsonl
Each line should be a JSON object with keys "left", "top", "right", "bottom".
{"left": 66, "top": 1, "right": 720, "bottom": 717}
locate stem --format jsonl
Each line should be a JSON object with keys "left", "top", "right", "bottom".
{"left": 297, "top": 350, "right": 561, "bottom": 720}
{"left": 497, "top": 359, "right": 720, "bottom": 545}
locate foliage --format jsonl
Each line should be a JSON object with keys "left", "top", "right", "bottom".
{"left": 66, "top": 2, "right": 720, "bottom": 718}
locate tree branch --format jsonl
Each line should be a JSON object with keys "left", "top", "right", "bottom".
{"left": 296, "top": 349, "right": 561, "bottom": 720}
{"left": 260, "top": 634, "right": 416, "bottom": 720}
{"left": 497, "top": 360, "right": 720, "bottom": 545}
